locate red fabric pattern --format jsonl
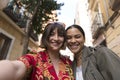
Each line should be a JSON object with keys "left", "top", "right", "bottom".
{"left": 18, "top": 51, "right": 74, "bottom": 80}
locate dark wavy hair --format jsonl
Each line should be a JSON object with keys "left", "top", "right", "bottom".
{"left": 40, "top": 22, "right": 66, "bottom": 49}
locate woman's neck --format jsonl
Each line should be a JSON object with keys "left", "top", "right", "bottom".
{"left": 75, "top": 51, "right": 82, "bottom": 67}
{"left": 47, "top": 50, "right": 60, "bottom": 76}
{"left": 47, "top": 50, "right": 60, "bottom": 60}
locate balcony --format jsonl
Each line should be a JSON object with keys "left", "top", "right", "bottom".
{"left": 91, "top": 12, "right": 104, "bottom": 38}
{"left": 2, "top": 0, "right": 38, "bottom": 41}
{"left": 3, "top": 0, "right": 28, "bottom": 28}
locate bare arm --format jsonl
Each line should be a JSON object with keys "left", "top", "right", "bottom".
{"left": 0, "top": 60, "right": 26, "bottom": 80}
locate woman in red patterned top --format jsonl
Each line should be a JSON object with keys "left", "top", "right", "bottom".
{"left": 0, "top": 22, "right": 74, "bottom": 80}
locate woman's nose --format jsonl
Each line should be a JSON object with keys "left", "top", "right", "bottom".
{"left": 70, "top": 38, "right": 76, "bottom": 42}
{"left": 54, "top": 34, "right": 59, "bottom": 40}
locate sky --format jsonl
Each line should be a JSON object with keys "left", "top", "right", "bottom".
{"left": 57, "top": 0, "right": 93, "bottom": 60}
{"left": 57, "top": 0, "right": 80, "bottom": 60}
{"left": 57, "top": 0, "right": 78, "bottom": 27}
{"left": 57, "top": 0, "right": 92, "bottom": 46}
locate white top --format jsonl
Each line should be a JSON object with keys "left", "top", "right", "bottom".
{"left": 76, "top": 66, "right": 84, "bottom": 80}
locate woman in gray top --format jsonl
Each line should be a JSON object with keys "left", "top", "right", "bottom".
{"left": 66, "top": 24, "right": 120, "bottom": 80}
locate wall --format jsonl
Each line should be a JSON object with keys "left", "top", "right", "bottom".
{"left": 106, "top": 16, "right": 120, "bottom": 56}
{"left": 0, "top": 11, "right": 39, "bottom": 60}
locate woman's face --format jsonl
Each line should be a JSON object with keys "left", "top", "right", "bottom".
{"left": 66, "top": 27, "right": 85, "bottom": 54}
{"left": 48, "top": 28, "right": 64, "bottom": 51}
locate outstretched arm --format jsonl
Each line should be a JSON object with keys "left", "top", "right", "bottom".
{"left": 0, "top": 60, "right": 26, "bottom": 80}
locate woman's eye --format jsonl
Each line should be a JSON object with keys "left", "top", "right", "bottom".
{"left": 67, "top": 36, "right": 71, "bottom": 39}
{"left": 50, "top": 32, "right": 54, "bottom": 36}
{"left": 59, "top": 34, "right": 64, "bottom": 37}
{"left": 75, "top": 35, "right": 81, "bottom": 38}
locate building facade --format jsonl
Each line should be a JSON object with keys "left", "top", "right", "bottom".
{"left": 88, "top": 0, "right": 120, "bottom": 56}
{"left": 0, "top": 0, "right": 39, "bottom": 60}
{"left": 74, "top": 0, "right": 93, "bottom": 46}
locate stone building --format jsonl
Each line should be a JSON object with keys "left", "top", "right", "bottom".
{"left": 88, "top": 0, "right": 120, "bottom": 56}
{"left": 0, "top": 0, "right": 39, "bottom": 60}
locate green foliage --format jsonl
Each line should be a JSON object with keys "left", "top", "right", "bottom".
{"left": 21, "top": 0, "right": 64, "bottom": 34}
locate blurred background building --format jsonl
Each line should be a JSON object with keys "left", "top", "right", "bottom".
{"left": 0, "top": 0, "right": 58, "bottom": 60}
{"left": 73, "top": 0, "right": 120, "bottom": 57}
{"left": 1, "top": 0, "right": 120, "bottom": 60}
{"left": 0, "top": 0, "right": 40, "bottom": 60}
{"left": 87, "top": 0, "right": 120, "bottom": 56}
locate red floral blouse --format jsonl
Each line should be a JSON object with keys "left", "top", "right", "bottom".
{"left": 18, "top": 51, "right": 74, "bottom": 80}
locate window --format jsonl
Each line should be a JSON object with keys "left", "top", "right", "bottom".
{"left": 0, "top": 33, "right": 12, "bottom": 60}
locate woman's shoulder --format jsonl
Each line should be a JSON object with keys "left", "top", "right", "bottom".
{"left": 18, "top": 50, "right": 46, "bottom": 62}
{"left": 60, "top": 55, "right": 72, "bottom": 65}
{"left": 94, "top": 45, "right": 113, "bottom": 54}
{"left": 91, "top": 45, "right": 119, "bottom": 59}
{"left": 25, "top": 50, "right": 46, "bottom": 58}
{"left": 88, "top": 45, "right": 109, "bottom": 53}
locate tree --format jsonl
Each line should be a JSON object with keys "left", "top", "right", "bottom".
{"left": 16, "top": 0, "right": 64, "bottom": 54}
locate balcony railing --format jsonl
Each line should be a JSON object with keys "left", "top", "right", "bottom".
{"left": 91, "top": 13, "right": 104, "bottom": 36}
{"left": 2, "top": 0, "right": 38, "bottom": 41}
{"left": 3, "top": 0, "right": 28, "bottom": 28}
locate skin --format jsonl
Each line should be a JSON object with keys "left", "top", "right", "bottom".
{"left": 0, "top": 60, "right": 26, "bottom": 80}
{"left": 47, "top": 28, "right": 64, "bottom": 75}
{"left": 48, "top": 28, "right": 64, "bottom": 52}
{"left": 66, "top": 27, "right": 85, "bottom": 55}
{"left": 0, "top": 28, "right": 65, "bottom": 80}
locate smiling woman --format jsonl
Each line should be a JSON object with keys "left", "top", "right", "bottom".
{"left": 0, "top": 22, "right": 74, "bottom": 80}
{"left": 66, "top": 24, "right": 120, "bottom": 80}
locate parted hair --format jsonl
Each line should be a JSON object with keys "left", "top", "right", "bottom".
{"left": 40, "top": 22, "right": 66, "bottom": 49}
{"left": 66, "top": 24, "right": 85, "bottom": 39}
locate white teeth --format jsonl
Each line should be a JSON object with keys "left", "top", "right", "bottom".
{"left": 52, "top": 42, "right": 61, "bottom": 46}
{"left": 70, "top": 45, "right": 78, "bottom": 49}
{"left": 52, "top": 43, "right": 58, "bottom": 45}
